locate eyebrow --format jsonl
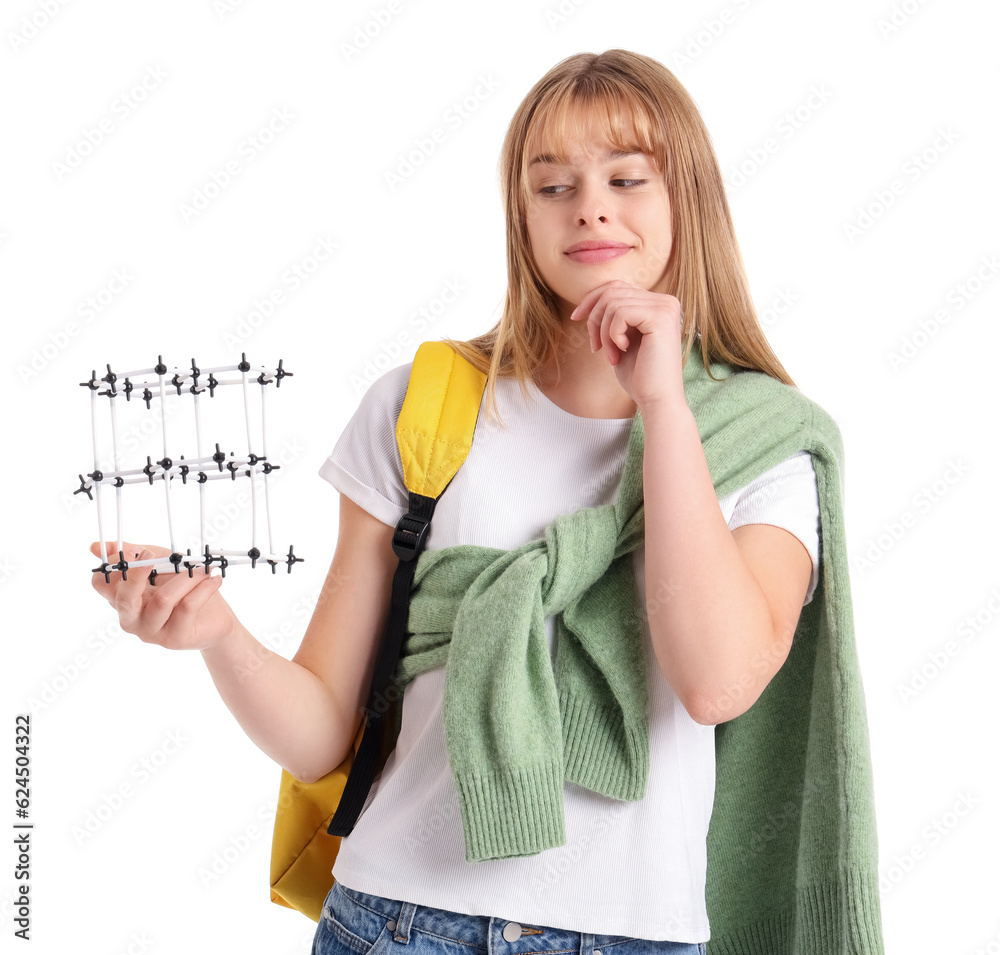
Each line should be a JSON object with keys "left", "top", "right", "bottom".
{"left": 527, "top": 146, "right": 645, "bottom": 167}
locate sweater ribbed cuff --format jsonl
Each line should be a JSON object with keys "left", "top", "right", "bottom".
{"left": 560, "top": 685, "right": 648, "bottom": 800}
{"left": 452, "top": 760, "right": 565, "bottom": 862}
{"left": 707, "top": 867, "right": 884, "bottom": 955}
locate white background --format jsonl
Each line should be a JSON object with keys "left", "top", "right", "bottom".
{"left": 2, "top": 0, "right": 998, "bottom": 952}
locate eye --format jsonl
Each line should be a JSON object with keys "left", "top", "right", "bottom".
{"left": 537, "top": 179, "right": 648, "bottom": 195}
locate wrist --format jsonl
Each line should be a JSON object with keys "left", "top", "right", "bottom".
{"left": 637, "top": 392, "right": 691, "bottom": 422}
{"left": 201, "top": 606, "right": 247, "bottom": 660}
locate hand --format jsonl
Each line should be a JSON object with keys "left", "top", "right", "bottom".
{"left": 89, "top": 541, "right": 235, "bottom": 651}
{"left": 570, "top": 279, "right": 686, "bottom": 410}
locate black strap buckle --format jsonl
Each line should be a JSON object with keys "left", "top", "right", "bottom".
{"left": 392, "top": 512, "right": 430, "bottom": 560}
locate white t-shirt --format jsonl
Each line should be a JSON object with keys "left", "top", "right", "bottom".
{"left": 317, "top": 360, "right": 820, "bottom": 944}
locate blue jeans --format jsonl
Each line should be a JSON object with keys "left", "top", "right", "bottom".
{"left": 311, "top": 880, "right": 706, "bottom": 955}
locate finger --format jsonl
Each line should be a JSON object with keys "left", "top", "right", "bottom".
{"left": 90, "top": 541, "right": 151, "bottom": 604}
{"left": 573, "top": 281, "right": 634, "bottom": 353}
{"left": 598, "top": 288, "right": 651, "bottom": 358}
{"left": 90, "top": 541, "right": 171, "bottom": 581}
{"left": 595, "top": 292, "right": 622, "bottom": 360}
{"left": 592, "top": 285, "right": 636, "bottom": 354}
{"left": 611, "top": 309, "right": 633, "bottom": 353}
{"left": 571, "top": 282, "right": 613, "bottom": 339}
{"left": 136, "top": 568, "right": 221, "bottom": 637}
{"left": 91, "top": 539, "right": 170, "bottom": 560}
{"left": 112, "top": 544, "right": 183, "bottom": 629}
{"left": 581, "top": 289, "right": 609, "bottom": 353}
{"left": 162, "top": 576, "right": 226, "bottom": 647}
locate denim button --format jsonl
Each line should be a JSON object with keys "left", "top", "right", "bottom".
{"left": 502, "top": 922, "right": 522, "bottom": 942}
{"left": 387, "top": 920, "right": 397, "bottom": 932}
{"left": 595, "top": 950, "right": 602, "bottom": 955}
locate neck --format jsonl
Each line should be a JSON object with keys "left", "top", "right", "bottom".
{"left": 533, "top": 317, "right": 638, "bottom": 420}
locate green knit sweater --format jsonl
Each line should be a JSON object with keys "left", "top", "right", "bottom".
{"left": 391, "top": 341, "right": 885, "bottom": 953}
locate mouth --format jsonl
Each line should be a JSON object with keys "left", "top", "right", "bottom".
{"left": 565, "top": 240, "right": 632, "bottom": 254}
{"left": 565, "top": 242, "right": 632, "bottom": 264}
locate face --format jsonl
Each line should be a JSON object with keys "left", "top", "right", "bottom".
{"left": 524, "top": 112, "right": 672, "bottom": 320}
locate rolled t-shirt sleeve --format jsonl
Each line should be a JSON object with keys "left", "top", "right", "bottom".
{"left": 727, "top": 449, "right": 821, "bottom": 606}
{"left": 318, "top": 363, "right": 412, "bottom": 528}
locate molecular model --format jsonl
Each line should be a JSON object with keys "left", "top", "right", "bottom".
{"left": 76, "top": 355, "right": 303, "bottom": 583}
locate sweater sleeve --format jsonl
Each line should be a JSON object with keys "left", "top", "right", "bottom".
{"left": 317, "top": 363, "right": 412, "bottom": 528}
{"left": 726, "top": 449, "right": 820, "bottom": 606}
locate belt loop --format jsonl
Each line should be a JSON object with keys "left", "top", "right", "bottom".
{"left": 393, "top": 901, "right": 418, "bottom": 943}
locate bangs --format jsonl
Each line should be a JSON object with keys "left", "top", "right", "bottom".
{"left": 519, "top": 83, "right": 667, "bottom": 209}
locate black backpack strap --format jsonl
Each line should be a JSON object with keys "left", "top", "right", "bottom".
{"left": 327, "top": 340, "right": 484, "bottom": 837}
{"left": 327, "top": 489, "right": 436, "bottom": 836}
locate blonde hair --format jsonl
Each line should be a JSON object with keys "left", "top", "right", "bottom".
{"left": 441, "top": 48, "right": 796, "bottom": 428}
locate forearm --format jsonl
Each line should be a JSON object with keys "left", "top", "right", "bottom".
{"left": 200, "top": 618, "right": 350, "bottom": 782}
{"left": 640, "top": 398, "right": 777, "bottom": 724}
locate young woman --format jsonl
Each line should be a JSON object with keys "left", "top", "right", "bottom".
{"left": 90, "top": 49, "right": 882, "bottom": 955}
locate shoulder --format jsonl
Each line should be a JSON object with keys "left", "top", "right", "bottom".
{"left": 356, "top": 360, "right": 414, "bottom": 421}
{"left": 729, "top": 367, "right": 843, "bottom": 453}
{"left": 324, "top": 359, "right": 417, "bottom": 464}
{"left": 684, "top": 359, "right": 845, "bottom": 500}
{"left": 724, "top": 449, "right": 818, "bottom": 518}
{"left": 320, "top": 362, "right": 414, "bottom": 524}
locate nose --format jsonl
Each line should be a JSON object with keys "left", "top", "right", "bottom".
{"left": 573, "top": 178, "right": 611, "bottom": 226}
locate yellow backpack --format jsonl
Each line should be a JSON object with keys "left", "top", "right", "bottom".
{"left": 269, "top": 340, "right": 487, "bottom": 921}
